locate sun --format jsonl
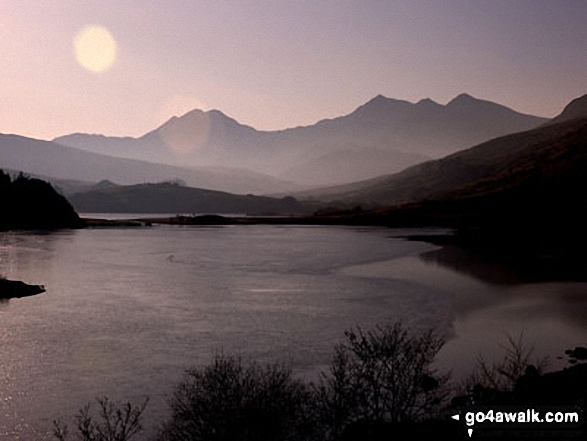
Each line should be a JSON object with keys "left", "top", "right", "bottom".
{"left": 74, "top": 25, "right": 117, "bottom": 73}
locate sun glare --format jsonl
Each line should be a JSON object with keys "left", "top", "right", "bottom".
{"left": 74, "top": 25, "right": 117, "bottom": 73}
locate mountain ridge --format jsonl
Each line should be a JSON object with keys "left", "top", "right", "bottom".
{"left": 295, "top": 98, "right": 587, "bottom": 209}
{"left": 53, "top": 93, "right": 547, "bottom": 186}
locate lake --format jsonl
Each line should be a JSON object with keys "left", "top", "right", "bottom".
{"left": 0, "top": 225, "right": 585, "bottom": 439}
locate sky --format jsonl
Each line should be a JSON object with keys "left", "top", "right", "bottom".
{"left": 1, "top": 0, "right": 586, "bottom": 140}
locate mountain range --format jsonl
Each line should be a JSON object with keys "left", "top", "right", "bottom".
{"left": 3, "top": 90, "right": 586, "bottom": 250}
{"left": 298, "top": 94, "right": 587, "bottom": 256}
{"left": 53, "top": 93, "right": 546, "bottom": 187}
{"left": 298, "top": 94, "right": 587, "bottom": 208}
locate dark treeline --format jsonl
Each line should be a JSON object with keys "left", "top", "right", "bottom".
{"left": 0, "top": 169, "right": 82, "bottom": 230}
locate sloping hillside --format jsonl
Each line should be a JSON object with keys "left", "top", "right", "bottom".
{"left": 299, "top": 117, "right": 587, "bottom": 209}
{"left": 551, "top": 94, "right": 587, "bottom": 123}
{"left": 0, "top": 134, "right": 299, "bottom": 195}
{"left": 383, "top": 117, "right": 587, "bottom": 227}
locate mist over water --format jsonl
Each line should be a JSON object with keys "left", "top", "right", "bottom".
{"left": 0, "top": 225, "right": 585, "bottom": 438}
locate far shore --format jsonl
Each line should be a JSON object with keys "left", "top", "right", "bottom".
{"left": 80, "top": 213, "right": 587, "bottom": 272}
{"left": 82, "top": 212, "right": 419, "bottom": 228}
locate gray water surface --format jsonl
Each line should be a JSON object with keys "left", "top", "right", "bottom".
{"left": 0, "top": 225, "right": 585, "bottom": 439}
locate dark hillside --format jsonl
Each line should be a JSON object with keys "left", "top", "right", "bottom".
{"left": 69, "top": 181, "right": 307, "bottom": 215}
{"left": 0, "top": 170, "right": 82, "bottom": 230}
{"left": 301, "top": 117, "right": 587, "bottom": 210}
{"left": 300, "top": 114, "right": 587, "bottom": 260}
{"left": 551, "top": 94, "right": 587, "bottom": 123}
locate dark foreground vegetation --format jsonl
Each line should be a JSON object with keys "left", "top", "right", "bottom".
{"left": 53, "top": 324, "right": 587, "bottom": 441}
{"left": 0, "top": 169, "right": 82, "bottom": 230}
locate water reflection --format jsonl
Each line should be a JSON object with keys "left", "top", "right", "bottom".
{"left": 0, "top": 226, "right": 440, "bottom": 438}
{"left": 0, "top": 227, "right": 585, "bottom": 438}
{"left": 341, "top": 240, "right": 587, "bottom": 379}
{"left": 417, "top": 245, "right": 587, "bottom": 330}
{"left": 419, "top": 244, "right": 587, "bottom": 284}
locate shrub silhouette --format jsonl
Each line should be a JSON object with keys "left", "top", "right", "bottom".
{"left": 453, "top": 333, "right": 587, "bottom": 409}
{"left": 157, "top": 354, "right": 321, "bottom": 441}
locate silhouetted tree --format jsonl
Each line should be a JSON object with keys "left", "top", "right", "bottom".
{"left": 53, "top": 397, "right": 148, "bottom": 441}
{"left": 317, "top": 323, "right": 448, "bottom": 439}
{"left": 466, "top": 332, "right": 547, "bottom": 393}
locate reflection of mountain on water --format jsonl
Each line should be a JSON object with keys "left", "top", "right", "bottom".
{"left": 418, "top": 244, "right": 587, "bottom": 285}
{"left": 341, "top": 241, "right": 587, "bottom": 378}
{"left": 414, "top": 243, "right": 587, "bottom": 332}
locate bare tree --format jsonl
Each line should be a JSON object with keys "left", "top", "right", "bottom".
{"left": 317, "top": 322, "right": 448, "bottom": 438}
{"left": 53, "top": 396, "right": 148, "bottom": 441}
{"left": 467, "top": 332, "right": 548, "bottom": 392}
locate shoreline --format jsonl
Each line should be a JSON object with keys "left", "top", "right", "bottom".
{"left": 82, "top": 212, "right": 424, "bottom": 228}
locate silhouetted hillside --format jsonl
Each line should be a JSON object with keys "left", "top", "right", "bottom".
{"left": 301, "top": 115, "right": 587, "bottom": 256}
{"left": 0, "top": 170, "right": 82, "bottom": 230}
{"left": 299, "top": 116, "right": 587, "bottom": 210}
{"left": 69, "top": 182, "right": 308, "bottom": 215}
{"left": 551, "top": 94, "right": 587, "bottom": 123}
{"left": 54, "top": 94, "right": 546, "bottom": 186}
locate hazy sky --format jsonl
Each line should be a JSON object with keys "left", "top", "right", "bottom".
{"left": 2, "top": 0, "right": 586, "bottom": 140}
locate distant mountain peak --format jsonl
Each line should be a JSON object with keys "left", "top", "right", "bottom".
{"left": 179, "top": 108, "right": 205, "bottom": 118}
{"left": 364, "top": 94, "right": 392, "bottom": 105}
{"left": 207, "top": 109, "right": 226, "bottom": 117}
{"left": 163, "top": 108, "right": 229, "bottom": 124}
{"left": 156, "top": 108, "right": 222, "bottom": 129}
{"left": 447, "top": 93, "right": 479, "bottom": 105}
{"left": 416, "top": 98, "right": 440, "bottom": 106}
{"left": 171, "top": 108, "right": 240, "bottom": 126}
{"left": 354, "top": 95, "right": 410, "bottom": 115}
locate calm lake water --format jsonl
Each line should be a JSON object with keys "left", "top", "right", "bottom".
{"left": 0, "top": 225, "right": 586, "bottom": 439}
